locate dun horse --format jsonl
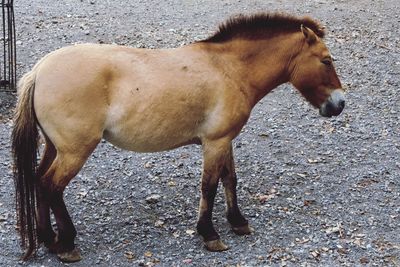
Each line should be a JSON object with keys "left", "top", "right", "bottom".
{"left": 12, "top": 13, "right": 345, "bottom": 262}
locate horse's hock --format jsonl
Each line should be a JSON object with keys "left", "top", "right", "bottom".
{"left": 0, "top": 0, "right": 16, "bottom": 91}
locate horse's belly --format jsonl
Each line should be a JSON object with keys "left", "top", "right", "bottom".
{"left": 102, "top": 115, "right": 203, "bottom": 152}
{"left": 102, "top": 90, "right": 209, "bottom": 152}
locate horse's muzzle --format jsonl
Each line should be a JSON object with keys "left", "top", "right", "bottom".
{"left": 319, "top": 89, "right": 345, "bottom": 117}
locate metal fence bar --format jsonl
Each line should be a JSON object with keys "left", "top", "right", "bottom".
{"left": 0, "top": 0, "right": 16, "bottom": 91}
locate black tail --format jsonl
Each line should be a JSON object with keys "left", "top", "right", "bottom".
{"left": 11, "top": 71, "right": 39, "bottom": 260}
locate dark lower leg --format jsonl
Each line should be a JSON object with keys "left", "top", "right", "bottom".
{"left": 41, "top": 149, "right": 91, "bottom": 262}
{"left": 223, "top": 181, "right": 248, "bottom": 227}
{"left": 197, "top": 140, "right": 233, "bottom": 251}
{"left": 196, "top": 181, "right": 219, "bottom": 242}
{"left": 36, "top": 186, "right": 56, "bottom": 247}
{"left": 221, "top": 153, "right": 249, "bottom": 230}
{"left": 222, "top": 175, "right": 251, "bottom": 235}
{"left": 226, "top": 202, "right": 248, "bottom": 229}
{"left": 36, "top": 143, "right": 57, "bottom": 247}
{"left": 48, "top": 191, "right": 77, "bottom": 253}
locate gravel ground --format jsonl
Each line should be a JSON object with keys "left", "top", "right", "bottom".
{"left": 1, "top": 0, "right": 399, "bottom": 266}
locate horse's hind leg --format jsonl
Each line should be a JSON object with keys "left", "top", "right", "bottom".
{"left": 40, "top": 142, "right": 98, "bottom": 262}
{"left": 36, "top": 139, "right": 57, "bottom": 248}
{"left": 220, "top": 145, "right": 252, "bottom": 235}
{"left": 48, "top": 189, "right": 80, "bottom": 262}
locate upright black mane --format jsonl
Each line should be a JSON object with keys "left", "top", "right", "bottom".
{"left": 202, "top": 12, "right": 325, "bottom": 43}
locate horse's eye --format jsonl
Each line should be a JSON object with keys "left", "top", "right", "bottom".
{"left": 321, "top": 58, "right": 332, "bottom": 66}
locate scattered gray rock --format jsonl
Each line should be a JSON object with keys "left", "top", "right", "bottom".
{"left": 145, "top": 194, "right": 161, "bottom": 204}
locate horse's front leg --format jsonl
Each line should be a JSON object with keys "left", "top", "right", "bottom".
{"left": 196, "top": 139, "right": 231, "bottom": 252}
{"left": 221, "top": 145, "right": 253, "bottom": 235}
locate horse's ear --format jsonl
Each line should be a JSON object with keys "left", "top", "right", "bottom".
{"left": 301, "top": 24, "right": 317, "bottom": 44}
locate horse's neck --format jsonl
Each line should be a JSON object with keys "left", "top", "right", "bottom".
{"left": 199, "top": 34, "right": 302, "bottom": 107}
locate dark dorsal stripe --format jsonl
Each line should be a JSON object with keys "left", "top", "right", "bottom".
{"left": 202, "top": 12, "right": 325, "bottom": 43}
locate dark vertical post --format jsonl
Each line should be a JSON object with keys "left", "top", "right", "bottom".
{"left": 0, "top": 0, "right": 16, "bottom": 91}
{"left": 1, "top": 0, "right": 6, "bottom": 87}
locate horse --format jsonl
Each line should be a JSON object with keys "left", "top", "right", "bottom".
{"left": 11, "top": 12, "right": 345, "bottom": 262}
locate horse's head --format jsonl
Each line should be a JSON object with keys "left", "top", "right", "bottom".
{"left": 290, "top": 25, "right": 345, "bottom": 117}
